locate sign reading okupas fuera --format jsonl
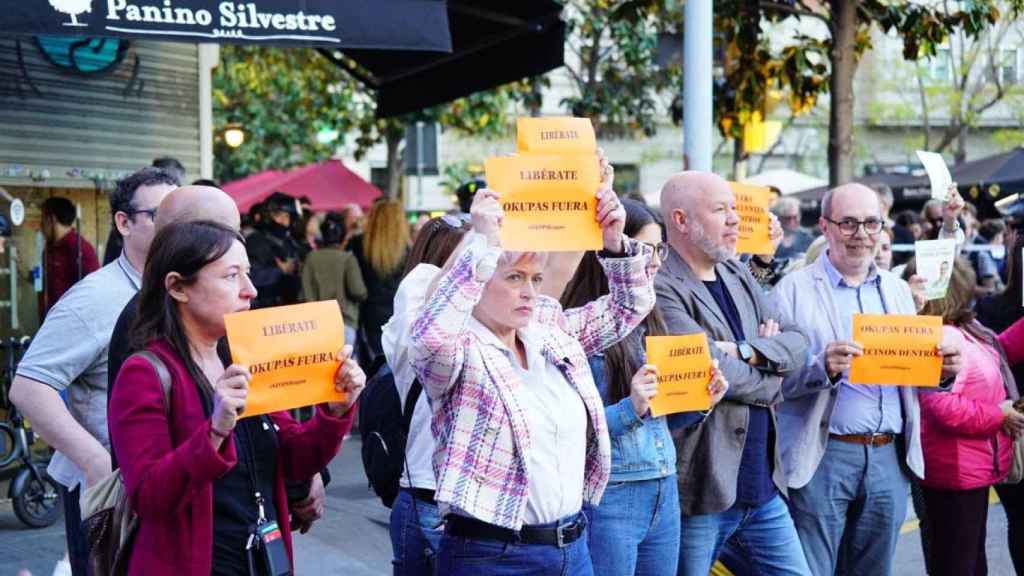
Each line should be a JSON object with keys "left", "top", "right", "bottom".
{"left": 485, "top": 117, "right": 602, "bottom": 252}
{"left": 5, "top": 0, "right": 450, "bottom": 49}
{"left": 224, "top": 300, "right": 345, "bottom": 417}
{"left": 848, "top": 314, "right": 943, "bottom": 387}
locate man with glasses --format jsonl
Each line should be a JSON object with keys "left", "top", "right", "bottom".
{"left": 771, "top": 197, "right": 814, "bottom": 260}
{"left": 9, "top": 167, "right": 176, "bottom": 576}
{"left": 771, "top": 183, "right": 963, "bottom": 576}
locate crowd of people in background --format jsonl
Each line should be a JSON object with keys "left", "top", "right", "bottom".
{"left": 9, "top": 153, "right": 1024, "bottom": 576}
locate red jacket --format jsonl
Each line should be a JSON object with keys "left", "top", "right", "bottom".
{"left": 920, "top": 326, "right": 1012, "bottom": 490}
{"left": 109, "top": 339, "right": 354, "bottom": 575}
{"left": 42, "top": 229, "right": 99, "bottom": 318}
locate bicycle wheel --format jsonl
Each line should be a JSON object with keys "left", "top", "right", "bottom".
{"left": 0, "top": 423, "right": 15, "bottom": 468}
{"left": 11, "top": 465, "right": 62, "bottom": 528}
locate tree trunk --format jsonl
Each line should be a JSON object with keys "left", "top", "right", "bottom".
{"left": 733, "top": 139, "right": 749, "bottom": 181}
{"left": 828, "top": 0, "right": 859, "bottom": 187}
{"left": 385, "top": 129, "right": 404, "bottom": 199}
{"left": 955, "top": 125, "right": 967, "bottom": 165}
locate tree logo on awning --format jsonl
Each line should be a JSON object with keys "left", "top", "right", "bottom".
{"left": 48, "top": 0, "right": 92, "bottom": 27}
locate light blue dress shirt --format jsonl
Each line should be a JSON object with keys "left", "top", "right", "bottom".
{"left": 822, "top": 254, "right": 904, "bottom": 435}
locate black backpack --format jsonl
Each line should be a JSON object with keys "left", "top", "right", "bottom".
{"left": 358, "top": 357, "right": 423, "bottom": 508}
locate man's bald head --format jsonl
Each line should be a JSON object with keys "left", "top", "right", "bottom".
{"left": 660, "top": 171, "right": 739, "bottom": 269}
{"left": 154, "top": 185, "right": 240, "bottom": 232}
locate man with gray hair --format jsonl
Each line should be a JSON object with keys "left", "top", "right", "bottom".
{"left": 772, "top": 182, "right": 963, "bottom": 575}
{"left": 771, "top": 196, "right": 814, "bottom": 260}
{"left": 655, "top": 171, "right": 811, "bottom": 575}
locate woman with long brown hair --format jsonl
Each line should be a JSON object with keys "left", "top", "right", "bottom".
{"left": 109, "top": 220, "right": 364, "bottom": 575}
{"left": 351, "top": 198, "right": 410, "bottom": 367}
{"left": 561, "top": 199, "right": 727, "bottom": 576}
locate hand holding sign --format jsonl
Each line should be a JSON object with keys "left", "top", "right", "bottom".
{"left": 326, "top": 345, "right": 366, "bottom": 417}
{"left": 938, "top": 339, "right": 962, "bottom": 382}
{"left": 595, "top": 185, "right": 626, "bottom": 253}
{"left": 824, "top": 340, "right": 864, "bottom": 380}
{"left": 629, "top": 364, "right": 659, "bottom": 417}
{"left": 470, "top": 187, "right": 503, "bottom": 247}
{"left": 646, "top": 334, "right": 714, "bottom": 416}
{"left": 211, "top": 364, "right": 252, "bottom": 441}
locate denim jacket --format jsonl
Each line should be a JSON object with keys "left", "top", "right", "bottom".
{"left": 589, "top": 331, "right": 703, "bottom": 483}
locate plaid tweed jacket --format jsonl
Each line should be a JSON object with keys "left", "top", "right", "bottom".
{"left": 410, "top": 233, "right": 656, "bottom": 530}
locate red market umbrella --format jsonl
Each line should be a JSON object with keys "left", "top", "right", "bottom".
{"left": 223, "top": 159, "right": 382, "bottom": 213}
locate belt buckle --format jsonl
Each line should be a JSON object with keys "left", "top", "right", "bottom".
{"left": 555, "top": 522, "right": 571, "bottom": 548}
{"left": 869, "top": 432, "right": 887, "bottom": 446}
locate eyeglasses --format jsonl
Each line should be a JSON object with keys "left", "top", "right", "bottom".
{"left": 126, "top": 206, "right": 158, "bottom": 221}
{"left": 642, "top": 241, "right": 670, "bottom": 261}
{"left": 824, "top": 217, "right": 883, "bottom": 237}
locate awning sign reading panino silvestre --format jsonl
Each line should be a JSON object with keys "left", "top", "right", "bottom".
{"left": 3, "top": 0, "right": 452, "bottom": 50}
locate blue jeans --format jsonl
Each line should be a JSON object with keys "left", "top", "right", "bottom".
{"left": 677, "top": 494, "right": 810, "bottom": 576}
{"left": 437, "top": 514, "right": 594, "bottom": 576}
{"left": 587, "top": 476, "right": 680, "bottom": 576}
{"left": 389, "top": 489, "right": 443, "bottom": 576}
{"left": 786, "top": 439, "right": 909, "bottom": 576}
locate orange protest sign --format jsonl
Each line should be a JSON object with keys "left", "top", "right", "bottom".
{"left": 516, "top": 116, "right": 596, "bottom": 155}
{"left": 731, "top": 182, "right": 774, "bottom": 256}
{"left": 224, "top": 300, "right": 345, "bottom": 417}
{"left": 646, "top": 333, "right": 713, "bottom": 417}
{"left": 484, "top": 154, "right": 602, "bottom": 251}
{"left": 848, "top": 314, "right": 943, "bottom": 387}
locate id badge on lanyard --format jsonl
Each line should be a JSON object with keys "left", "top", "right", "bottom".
{"left": 242, "top": 418, "right": 291, "bottom": 576}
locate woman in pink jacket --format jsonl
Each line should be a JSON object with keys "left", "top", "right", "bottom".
{"left": 918, "top": 262, "right": 1024, "bottom": 576}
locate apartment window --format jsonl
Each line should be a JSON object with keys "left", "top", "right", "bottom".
{"left": 1000, "top": 48, "right": 1019, "bottom": 85}
{"left": 370, "top": 167, "right": 389, "bottom": 190}
{"left": 930, "top": 47, "right": 952, "bottom": 82}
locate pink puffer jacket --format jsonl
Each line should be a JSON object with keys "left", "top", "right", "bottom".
{"left": 919, "top": 326, "right": 1013, "bottom": 490}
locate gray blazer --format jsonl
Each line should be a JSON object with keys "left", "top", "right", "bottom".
{"left": 655, "top": 250, "right": 808, "bottom": 515}
{"left": 772, "top": 253, "right": 932, "bottom": 490}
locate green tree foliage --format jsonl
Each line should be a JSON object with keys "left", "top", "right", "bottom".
{"left": 213, "top": 46, "right": 537, "bottom": 193}
{"left": 722, "top": 0, "right": 1024, "bottom": 185}
{"left": 560, "top": 0, "right": 682, "bottom": 138}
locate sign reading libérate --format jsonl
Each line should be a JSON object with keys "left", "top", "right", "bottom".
{"left": 485, "top": 155, "right": 602, "bottom": 251}
{"left": 848, "top": 314, "right": 943, "bottom": 387}
{"left": 225, "top": 300, "right": 345, "bottom": 417}
{"left": 646, "top": 333, "right": 713, "bottom": 416}
{"left": 516, "top": 117, "right": 597, "bottom": 155}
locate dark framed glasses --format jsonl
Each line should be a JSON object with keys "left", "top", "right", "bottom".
{"left": 824, "top": 217, "right": 884, "bottom": 237}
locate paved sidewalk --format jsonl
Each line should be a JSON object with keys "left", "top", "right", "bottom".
{"left": 0, "top": 437, "right": 1017, "bottom": 575}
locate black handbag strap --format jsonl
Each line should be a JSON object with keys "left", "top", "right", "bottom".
{"left": 402, "top": 380, "right": 422, "bottom": 435}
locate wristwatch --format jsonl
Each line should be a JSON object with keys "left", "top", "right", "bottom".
{"left": 737, "top": 341, "right": 755, "bottom": 363}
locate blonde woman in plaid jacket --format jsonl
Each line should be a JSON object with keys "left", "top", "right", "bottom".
{"left": 410, "top": 177, "right": 657, "bottom": 576}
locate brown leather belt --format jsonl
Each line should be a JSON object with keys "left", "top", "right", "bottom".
{"left": 829, "top": 433, "right": 895, "bottom": 447}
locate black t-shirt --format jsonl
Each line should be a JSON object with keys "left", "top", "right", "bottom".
{"left": 703, "top": 278, "right": 776, "bottom": 508}
{"left": 211, "top": 415, "right": 280, "bottom": 576}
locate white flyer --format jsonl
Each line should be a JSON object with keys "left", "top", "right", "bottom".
{"left": 915, "top": 238, "right": 957, "bottom": 300}
{"left": 916, "top": 150, "right": 953, "bottom": 201}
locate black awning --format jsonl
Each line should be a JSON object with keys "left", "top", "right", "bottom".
{"left": 320, "top": 1, "right": 565, "bottom": 117}
{"left": 2, "top": 0, "right": 451, "bottom": 51}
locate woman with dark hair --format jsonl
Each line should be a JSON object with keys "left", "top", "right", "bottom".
{"left": 303, "top": 212, "right": 367, "bottom": 344}
{"left": 109, "top": 220, "right": 365, "bottom": 575}
{"left": 382, "top": 214, "right": 472, "bottom": 575}
{"left": 913, "top": 261, "right": 1024, "bottom": 576}
{"left": 561, "top": 198, "right": 728, "bottom": 576}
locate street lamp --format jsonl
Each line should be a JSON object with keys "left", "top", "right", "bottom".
{"left": 224, "top": 124, "right": 245, "bottom": 148}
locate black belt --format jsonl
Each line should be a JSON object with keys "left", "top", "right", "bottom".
{"left": 444, "top": 513, "right": 587, "bottom": 548}
{"left": 403, "top": 487, "right": 436, "bottom": 504}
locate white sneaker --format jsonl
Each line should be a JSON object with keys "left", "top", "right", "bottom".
{"left": 51, "top": 558, "right": 71, "bottom": 576}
